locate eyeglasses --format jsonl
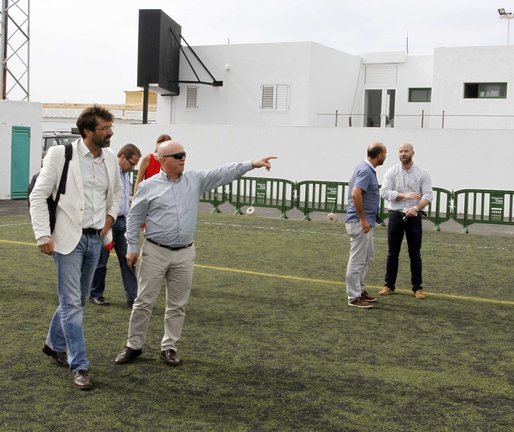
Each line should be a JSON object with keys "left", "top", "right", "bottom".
{"left": 126, "top": 157, "right": 138, "bottom": 166}
{"left": 162, "top": 152, "right": 186, "bottom": 160}
{"left": 95, "top": 125, "right": 114, "bottom": 132}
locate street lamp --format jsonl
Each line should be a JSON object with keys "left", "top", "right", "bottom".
{"left": 498, "top": 8, "right": 514, "bottom": 45}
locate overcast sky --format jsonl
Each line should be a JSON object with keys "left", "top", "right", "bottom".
{"left": 28, "top": 0, "right": 511, "bottom": 104}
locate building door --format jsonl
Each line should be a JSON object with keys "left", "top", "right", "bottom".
{"left": 10, "top": 126, "right": 31, "bottom": 199}
{"left": 386, "top": 89, "right": 396, "bottom": 128}
{"left": 364, "top": 89, "right": 382, "bottom": 127}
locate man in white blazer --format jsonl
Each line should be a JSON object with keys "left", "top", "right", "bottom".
{"left": 29, "top": 105, "right": 121, "bottom": 390}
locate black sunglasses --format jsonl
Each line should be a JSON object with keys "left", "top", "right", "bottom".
{"left": 162, "top": 152, "right": 186, "bottom": 160}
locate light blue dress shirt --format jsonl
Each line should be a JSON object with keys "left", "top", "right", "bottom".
{"left": 126, "top": 161, "right": 253, "bottom": 253}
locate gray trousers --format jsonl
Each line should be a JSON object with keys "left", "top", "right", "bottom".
{"left": 126, "top": 240, "right": 196, "bottom": 352}
{"left": 345, "top": 222, "right": 375, "bottom": 302}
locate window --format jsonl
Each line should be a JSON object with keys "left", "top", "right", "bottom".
{"left": 186, "top": 85, "right": 198, "bottom": 109}
{"left": 464, "top": 83, "right": 507, "bottom": 99}
{"left": 260, "top": 84, "right": 289, "bottom": 110}
{"left": 408, "top": 88, "right": 431, "bottom": 102}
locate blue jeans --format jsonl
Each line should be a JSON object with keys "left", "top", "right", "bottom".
{"left": 90, "top": 216, "right": 138, "bottom": 302}
{"left": 46, "top": 233, "right": 101, "bottom": 372}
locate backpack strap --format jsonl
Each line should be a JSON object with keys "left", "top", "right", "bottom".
{"left": 54, "top": 143, "right": 73, "bottom": 205}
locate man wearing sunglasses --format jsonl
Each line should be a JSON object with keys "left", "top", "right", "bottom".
{"left": 115, "top": 140, "right": 276, "bottom": 366}
{"left": 90, "top": 143, "right": 142, "bottom": 308}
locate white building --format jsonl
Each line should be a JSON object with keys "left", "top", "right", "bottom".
{"left": 160, "top": 42, "right": 514, "bottom": 131}
{"left": 2, "top": 42, "right": 514, "bottom": 200}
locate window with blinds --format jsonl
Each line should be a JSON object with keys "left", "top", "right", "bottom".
{"left": 260, "top": 84, "right": 289, "bottom": 110}
{"left": 186, "top": 85, "right": 198, "bottom": 109}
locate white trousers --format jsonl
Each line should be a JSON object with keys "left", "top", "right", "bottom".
{"left": 345, "top": 222, "right": 375, "bottom": 302}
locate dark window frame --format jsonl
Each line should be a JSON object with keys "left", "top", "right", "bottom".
{"left": 464, "top": 82, "right": 507, "bottom": 99}
{"left": 408, "top": 88, "right": 432, "bottom": 103}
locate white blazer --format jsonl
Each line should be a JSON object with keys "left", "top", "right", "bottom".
{"left": 30, "top": 138, "right": 122, "bottom": 255}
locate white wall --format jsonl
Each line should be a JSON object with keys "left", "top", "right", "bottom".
{"left": 166, "top": 42, "right": 365, "bottom": 128}
{"left": 107, "top": 123, "right": 514, "bottom": 191}
{"left": 160, "top": 43, "right": 514, "bottom": 131}
{"left": 394, "top": 55, "right": 434, "bottom": 129}
{"left": 431, "top": 45, "right": 514, "bottom": 129}
{"left": 310, "top": 44, "right": 362, "bottom": 127}
{"left": 0, "top": 101, "right": 42, "bottom": 199}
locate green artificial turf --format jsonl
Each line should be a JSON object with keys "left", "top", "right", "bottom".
{"left": 0, "top": 212, "right": 512, "bottom": 432}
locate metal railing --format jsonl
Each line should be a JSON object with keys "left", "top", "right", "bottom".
{"left": 200, "top": 184, "right": 231, "bottom": 213}
{"left": 227, "top": 177, "right": 296, "bottom": 218}
{"left": 131, "top": 173, "right": 514, "bottom": 233}
{"left": 296, "top": 181, "right": 348, "bottom": 221}
{"left": 424, "top": 187, "right": 453, "bottom": 231}
{"left": 316, "top": 111, "right": 514, "bottom": 129}
{"left": 453, "top": 189, "right": 514, "bottom": 233}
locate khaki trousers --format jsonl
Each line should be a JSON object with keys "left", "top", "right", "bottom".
{"left": 345, "top": 222, "right": 375, "bottom": 302}
{"left": 126, "top": 240, "right": 196, "bottom": 352}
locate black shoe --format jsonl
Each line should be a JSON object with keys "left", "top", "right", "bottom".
{"left": 127, "top": 300, "right": 134, "bottom": 308}
{"left": 160, "top": 349, "right": 181, "bottom": 366}
{"left": 43, "top": 344, "right": 68, "bottom": 367}
{"left": 89, "top": 296, "right": 109, "bottom": 306}
{"left": 114, "top": 346, "right": 142, "bottom": 364}
{"left": 73, "top": 370, "right": 92, "bottom": 390}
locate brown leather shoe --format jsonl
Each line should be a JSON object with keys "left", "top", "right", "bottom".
{"left": 361, "top": 290, "right": 377, "bottom": 302}
{"left": 160, "top": 349, "right": 181, "bottom": 366}
{"left": 414, "top": 290, "right": 426, "bottom": 299}
{"left": 114, "top": 346, "right": 142, "bottom": 364}
{"left": 42, "top": 344, "right": 67, "bottom": 367}
{"left": 73, "top": 370, "right": 92, "bottom": 390}
{"left": 378, "top": 287, "right": 394, "bottom": 296}
{"left": 348, "top": 297, "right": 374, "bottom": 308}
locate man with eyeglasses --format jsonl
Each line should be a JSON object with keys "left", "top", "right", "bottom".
{"left": 29, "top": 105, "right": 122, "bottom": 390}
{"left": 114, "top": 140, "right": 276, "bottom": 366}
{"left": 90, "top": 143, "right": 142, "bottom": 308}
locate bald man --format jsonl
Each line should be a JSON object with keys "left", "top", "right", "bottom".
{"left": 345, "top": 142, "right": 387, "bottom": 309}
{"left": 379, "top": 143, "right": 433, "bottom": 300}
{"left": 115, "top": 140, "right": 276, "bottom": 366}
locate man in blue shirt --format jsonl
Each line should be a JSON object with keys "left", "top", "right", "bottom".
{"left": 345, "top": 142, "right": 387, "bottom": 308}
{"left": 90, "top": 143, "right": 142, "bottom": 308}
{"left": 115, "top": 139, "right": 276, "bottom": 366}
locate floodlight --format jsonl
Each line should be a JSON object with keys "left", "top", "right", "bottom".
{"left": 498, "top": 8, "right": 514, "bottom": 44}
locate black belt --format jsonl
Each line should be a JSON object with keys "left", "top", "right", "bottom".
{"left": 147, "top": 238, "right": 193, "bottom": 251}
{"left": 82, "top": 228, "right": 101, "bottom": 235}
{"left": 388, "top": 209, "right": 426, "bottom": 216}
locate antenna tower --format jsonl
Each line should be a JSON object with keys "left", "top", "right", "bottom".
{"left": 0, "top": 0, "right": 30, "bottom": 100}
